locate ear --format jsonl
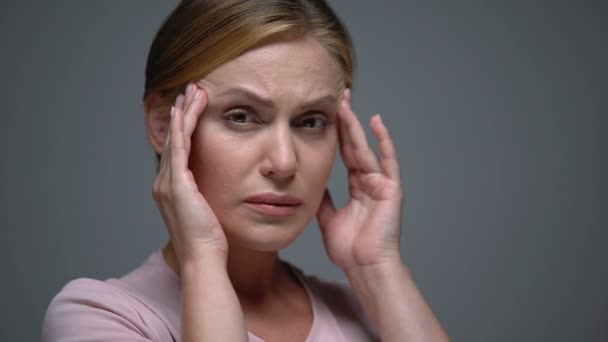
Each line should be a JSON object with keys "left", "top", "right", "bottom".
{"left": 144, "top": 91, "right": 169, "bottom": 155}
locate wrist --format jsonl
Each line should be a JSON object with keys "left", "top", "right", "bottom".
{"left": 346, "top": 259, "right": 450, "bottom": 342}
{"left": 176, "top": 246, "right": 228, "bottom": 278}
{"left": 344, "top": 260, "right": 409, "bottom": 331}
{"left": 345, "top": 258, "right": 417, "bottom": 315}
{"left": 345, "top": 251, "right": 407, "bottom": 280}
{"left": 175, "top": 239, "right": 227, "bottom": 263}
{"left": 346, "top": 259, "right": 409, "bottom": 287}
{"left": 163, "top": 240, "right": 228, "bottom": 276}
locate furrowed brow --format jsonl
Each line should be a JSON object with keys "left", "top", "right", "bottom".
{"left": 215, "top": 87, "right": 338, "bottom": 111}
{"left": 216, "top": 87, "right": 275, "bottom": 108}
{"left": 300, "top": 94, "right": 338, "bottom": 112}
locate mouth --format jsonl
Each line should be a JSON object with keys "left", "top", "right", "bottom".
{"left": 243, "top": 193, "right": 302, "bottom": 217}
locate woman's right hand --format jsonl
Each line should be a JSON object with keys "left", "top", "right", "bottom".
{"left": 153, "top": 84, "right": 247, "bottom": 342}
{"left": 152, "top": 83, "right": 228, "bottom": 265}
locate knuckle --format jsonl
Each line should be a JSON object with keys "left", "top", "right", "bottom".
{"left": 152, "top": 180, "right": 161, "bottom": 197}
{"left": 153, "top": 180, "right": 172, "bottom": 200}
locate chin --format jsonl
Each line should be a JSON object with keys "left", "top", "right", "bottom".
{"left": 224, "top": 221, "right": 308, "bottom": 252}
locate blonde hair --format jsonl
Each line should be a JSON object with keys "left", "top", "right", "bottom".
{"left": 144, "top": 0, "right": 354, "bottom": 111}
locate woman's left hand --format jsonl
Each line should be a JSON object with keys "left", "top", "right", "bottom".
{"left": 317, "top": 89, "right": 404, "bottom": 273}
{"left": 317, "top": 90, "right": 451, "bottom": 342}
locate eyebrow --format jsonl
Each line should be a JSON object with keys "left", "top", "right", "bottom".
{"left": 214, "top": 87, "right": 338, "bottom": 111}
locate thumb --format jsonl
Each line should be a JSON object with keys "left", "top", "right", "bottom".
{"left": 316, "top": 188, "right": 336, "bottom": 234}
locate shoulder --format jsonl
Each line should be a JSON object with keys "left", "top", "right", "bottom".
{"left": 41, "top": 278, "right": 156, "bottom": 341}
{"left": 42, "top": 252, "right": 178, "bottom": 342}
{"left": 44, "top": 278, "right": 139, "bottom": 316}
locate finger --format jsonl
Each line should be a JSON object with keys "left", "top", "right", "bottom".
{"left": 175, "top": 94, "right": 185, "bottom": 111}
{"left": 370, "top": 114, "right": 400, "bottom": 180}
{"left": 338, "top": 99, "right": 356, "bottom": 166}
{"left": 183, "top": 86, "right": 208, "bottom": 139}
{"left": 169, "top": 102, "right": 188, "bottom": 178}
{"left": 163, "top": 87, "right": 186, "bottom": 152}
{"left": 180, "top": 84, "right": 200, "bottom": 147}
{"left": 182, "top": 83, "right": 196, "bottom": 114}
{"left": 338, "top": 89, "right": 353, "bottom": 149}
{"left": 158, "top": 111, "right": 173, "bottom": 174}
{"left": 338, "top": 89, "right": 359, "bottom": 168}
{"left": 316, "top": 188, "right": 336, "bottom": 234}
{"left": 338, "top": 95, "right": 381, "bottom": 173}
{"left": 154, "top": 107, "right": 174, "bottom": 201}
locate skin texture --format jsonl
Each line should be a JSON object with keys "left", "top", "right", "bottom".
{"left": 145, "top": 34, "right": 450, "bottom": 342}
{"left": 191, "top": 35, "right": 342, "bottom": 253}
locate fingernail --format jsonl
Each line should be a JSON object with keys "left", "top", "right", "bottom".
{"left": 176, "top": 94, "right": 184, "bottom": 107}
{"left": 194, "top": 89, "right": 201, "bottom": 100}
{"left": 344, "top": 89, "right": 351, "bottom": 102}
{"left": 343, "top": 98, "right": 352, "bottom": 111}
{"left": 170, "top": 106, "right": 175, "bottom": 117}
{"left": 186, "top": 83, "right": 193, "bottom": 96}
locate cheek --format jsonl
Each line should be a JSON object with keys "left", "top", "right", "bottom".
{"left": 189, "top": 130, "right": 251, "bottom": 207}
{"left": 189, "top": 127, "right": 337, "bottom": 211}
{"left": 302, "top": 138, "right": 338, "bottom": 190}
{"left": 319, "top": 131, "right": 338, "bottom": 170}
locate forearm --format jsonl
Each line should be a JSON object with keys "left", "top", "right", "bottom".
{"left": 180, "top": 253, "right": 247, "bottom": 342}
{"left": 346, "top": 261, "right": 450, "bottom": 342}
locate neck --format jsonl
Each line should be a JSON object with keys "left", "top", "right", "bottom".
{"left": 162, "top": 241, "right": 295, "bottom": 300}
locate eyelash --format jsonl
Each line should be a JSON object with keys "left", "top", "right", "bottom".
{"left": 223, "top": 109, "right": 259, "bottom": 124}
{"left": 222, "top": 108, "right": 333, "bottom": 130}
{"left": 295, "top": 116, "right": 332, "bottom": 129}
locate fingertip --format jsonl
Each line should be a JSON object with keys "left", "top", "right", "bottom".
{"left": 192, "top": 85, "right": 208, "bottom": 106}
{"left": 339, "top": 88, "right": 350, "bottom": 106}
{"left": 171, "top": 104, "right": 184, "bottom": 133}
{"left": 175, "top": 94, "right": 185, "bottom": 109}
{"left": 337, "top": 100, "right": 349, "bottom": 121}
{"left": 371, "top": 113, "right": 386, "bottom": 130}
{"left": 344, "top": 88, "right": 351, "bottom": 102}
{"left": 339, "top": 97, "right": 354, "bottom": 120}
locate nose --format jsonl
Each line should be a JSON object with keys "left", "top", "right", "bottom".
{"left": 259, "top": 125, "right": 298, "bottom": 181}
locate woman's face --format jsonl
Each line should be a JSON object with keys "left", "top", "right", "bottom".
{"left": 191, "top": 35, "right": 344, "bottom": 252}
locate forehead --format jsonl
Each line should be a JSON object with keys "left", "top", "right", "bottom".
{"left": 199, "top": 35, "right": 344, "bottom": 101}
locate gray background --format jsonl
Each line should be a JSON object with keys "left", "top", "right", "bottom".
{"left": 1, "top": 1, "right": 606, "bottom": 341}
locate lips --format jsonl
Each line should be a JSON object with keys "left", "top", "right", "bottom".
{"left": 243, "top": 193, "right": 302, "bottom": 217}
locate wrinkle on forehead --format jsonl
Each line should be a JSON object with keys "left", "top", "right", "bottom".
{"left": 198, "top": 35, "right": 345, "bottom": 108}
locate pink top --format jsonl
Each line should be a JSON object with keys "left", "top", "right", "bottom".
{"left": 42, "top": 251, "right": 378, "bottom": 341}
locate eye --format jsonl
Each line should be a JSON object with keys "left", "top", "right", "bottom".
{"left": 222, "top": 108, "right": 261, "bottom": 126}
{"left": 227, "top": 112, "right": 249, "bottom": 123}
{"left": 295, "top": 113, "right": 333, "bottom": 130}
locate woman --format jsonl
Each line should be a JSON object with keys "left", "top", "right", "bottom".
{"left": 42, "top": 1, "right": 449, "bottom": 341}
